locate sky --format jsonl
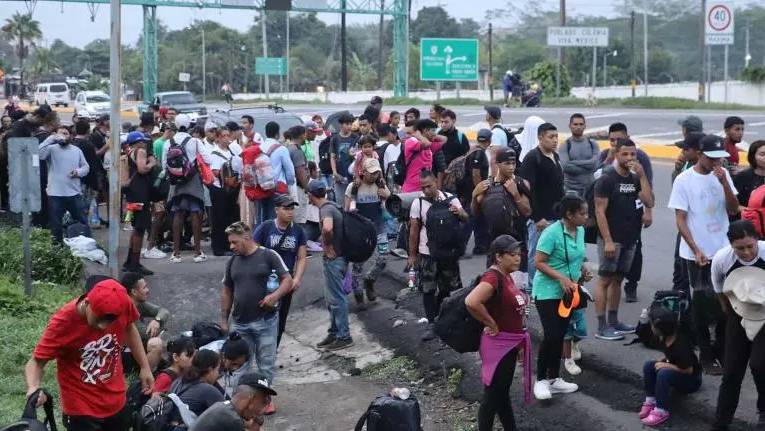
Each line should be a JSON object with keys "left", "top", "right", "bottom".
{"left": 0, "top": 0, "right": 620, "bottom": 48}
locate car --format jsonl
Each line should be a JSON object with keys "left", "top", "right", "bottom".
{"left": 74, "top": 91, "right": 111, "bottom": 120}
{"left": 206, "top": 105, "right": 303, "bottom": 139}
{"left": 34, "top": 82, "right": 71, "bottom": 107}
{"left": 152, "top": 91, "right": 207, "bottom": 122}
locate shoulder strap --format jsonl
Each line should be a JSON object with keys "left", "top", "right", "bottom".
{"left": 275, "top": 223, "right": 292, "bottom": 250}
{"left": 212, "top": 150, "right": 231, "bottom": 161}
{"left": 354, "top": 410, "right": 370, "bottom": 431}
{"left": 457, "top": 129, "right": 463, "bottom": 142}
{"left": 561, "top": 223, "right": 575, "bottom": 282}
{"left": 266, "top": 143, "right": 281, "bottom": 156}
{"left": 488, "top": 268, "right": 504, "bottom": 301}
{"left": 565, "top": 138, "right": 572, "bottom": 158}
{"left": 162, "top": 368, "right": 179, "bottom": 382}
{"left": 259, "top": 219, "right": 274, "bottom": 246}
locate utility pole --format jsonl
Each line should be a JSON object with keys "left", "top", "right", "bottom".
{"left": 108, "top": 0, "right": 121, "bottom": 277}
{"left": 201, "top": 28, "right": 206, "bottom": 102}
{"left": 286, "top": 12, "right": 290, "bottom": 93}
{"left": 261, "top": 9, "right": 270, "bottom": 99}
{"left": 698, "top": 0, "right": 706, "bottom": 101}
{"left": 631, "top": 11, "right": 636, "bottom": 97}
{"left": 488, "top": 23, "right": 494, "bottom": 101}
{"left": 745, "top": 20, "right": 751, "bottom": 68}
{"left": 643, "top": 7, "right": 648, "bottom": 96}
{"left": 560, "top": 0, "right": 566, "bottom": 65}
{"left": 378, "top": 0, "right": 385, "bottom": 89}
{"left": 341, "top": 0, "right": 348, "bottom": 92}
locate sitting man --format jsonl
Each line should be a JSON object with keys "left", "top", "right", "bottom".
{"left": 190, "top": 371, "right": 276, "bottom": 431}
{"left": 121, "top": 271, "right": 170, "bottom": 371}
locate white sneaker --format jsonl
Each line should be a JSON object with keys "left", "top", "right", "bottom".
{"left": 565, "top": 358, "right": 582, "bottom": 376}
{"left": 548, "top": 378, "right": 579, "bottom": 394}
{"left": 140, "top": 248, "right": 147, "bottom": 257}
{"left": 533, "top": 380, "right": 552, "bottom": 400}
{"left": 571, "top": 341, "right": 582, "bottom": 361}
{"left": 123, "top": 224, "right": 133, "bottom": 231}
{"left": 169, "top": 255, "right": 182, "bottom": 263}
{"left": 193, "top": 253, "right": 208, "bottom": 263}
{"left": 144, "top": 247, "right": 167, "bottom": 259}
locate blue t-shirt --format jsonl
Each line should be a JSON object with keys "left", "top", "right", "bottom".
{"left": 253, "top": 220, "right": 307, "bottom": 273}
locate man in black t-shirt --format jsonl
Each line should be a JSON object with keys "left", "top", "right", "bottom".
{"left": 593, "top": 138, "right": 654, "bottom": 341}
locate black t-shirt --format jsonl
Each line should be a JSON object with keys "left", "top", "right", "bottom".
{"left": 73, "top": 137, "right": 103, "bottom": 190}
{"left": 458, "top": 148, "right": 488, "bottom": 200}
{"left": 594, "top": 167, "right": 641, "bottom": 245}
{"left": 664, "top": 334, "right": 701, "bottom": 376}
{"left": 733, "top": 168, "right": 765, "bottom": 207}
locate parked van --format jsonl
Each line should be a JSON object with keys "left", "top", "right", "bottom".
{"left": 34, "top": 82, "right": 71, "bottom": 107}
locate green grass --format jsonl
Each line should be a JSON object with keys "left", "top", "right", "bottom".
{"left": 361, "top": 356, "right": 422, "bottom": 382}
{"left": 0, "top": 278, "right": 77, "bottom": 426}
{"left": 543, "top": 96, "right": 762, "bottom": 110}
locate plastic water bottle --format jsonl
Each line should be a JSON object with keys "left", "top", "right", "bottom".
{"left": 408, "top": 268, "right": 417, "bottom": 291}
{"left": 639, "top": 308, "right": 649, "bottom": 325}
{"left": 267, "top": 270, "right": 280, "bottom": 309}
{"left": 390, "top": 387, "right": 411, "bottom": 400}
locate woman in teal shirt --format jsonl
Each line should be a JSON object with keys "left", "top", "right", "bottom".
{"left": 532, "top": 195, "right": 593, "bottom": 400}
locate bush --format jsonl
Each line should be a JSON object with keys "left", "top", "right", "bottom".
{"left": 525, "top": 60, "right": 572, "bottom": 97}
{"left": 741, "top": 66, "right": 765, "bottom": 84}
{"left": 0, "top": 228, "right": 82, "bottom": 287}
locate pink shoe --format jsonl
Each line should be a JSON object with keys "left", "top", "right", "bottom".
{"left": 642, "top": 409, "right": 669, "bottom": 427}
{"left": 639, "top": 402, "right": 655, "bottom": 419}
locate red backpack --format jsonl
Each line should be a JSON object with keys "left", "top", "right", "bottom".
{"left": 240, "top": 143, "right": 287, "bottom": 201}
{"left": 742, "top": 184, "right": 765, "bottom": 239}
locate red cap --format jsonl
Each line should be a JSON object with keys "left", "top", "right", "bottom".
{"left": 86, "top": 279, "right": 132, "bottom": 318}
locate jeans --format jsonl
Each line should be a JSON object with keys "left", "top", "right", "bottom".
{"left": 536, "top": 299, "right": 570, "bottom": 381}
{"left": 321, "top": 174, "right": 336, "bottom": 202}
{"left": 231, "top": 313, "right": 279, "bottom": 383}
{"left": 333, "top": 177, "right": 349, "bottom": 205}
{"left": 713, "top": 312, "right": 765, "bottom": 427}
{"left": 49, "top": 195, "right": 88, "bottom": 242}
{"left": 478, "top": 348, "right": 518, "bottom": 431}
{"left": 643, "top": 360, "right": 702, "bottom": 410}
{"left": 257, "top": 195, "right": 276, "bottom": 226}
{"left": 277, "top": 292, "right": 293, "bottom": 347}
{"left": 672, "top": 233, "right": 690, "bottom": 293}
{"left": 624, "top": 234, "right": 643, "bottom": 294}
{"left": 323, "top": 256, "right": 350, "bottom": 339}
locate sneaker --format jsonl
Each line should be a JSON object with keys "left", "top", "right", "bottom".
{"left": 169, "top": 255, "right": 182, "bottom": 263}
{"left": 364, "top": 280, "right": 377, "bottom": 302}
{"left": 571, "top": 341, "right": 582, "bottom": 361}
{"left": 625, "top": 291, "right": 638, "bottom": 303}
{"left": 306, "top": 240, "right": 323, "bottom": 252}
{"left": 193, "top": 253, "right": 208, "bottom": 263}
{"left": 533, "top": 380, "right": 552, "bottom": 400}
{"left": 639, "top": 402, "right": 656, "bottom": 419}
{"left": 316, "top": 335, "right": 336, "bottom": 349}
{"left": 390, "top": 248, "right": 409, "bottom": 259}
{"left": 564, "top": 358, "right": 582, "bottom": 376}
{"left": 421, "top": 324, "right": 437, "bottom": 341}
{"left": 353, "top": 291, "right": 365, "bottom": 309}
{"left": 140, "top": 248, "right": 147, "bottom": 257}
{"left": 263, "top": 402, "right": 276, "bottom": 415}
{"left": 613, "top": 321, "right": 636, "bottom": 334}
{"left": 122, "top": 224, "right": 133, "bottom": 231}
{"left": 548, "top": 378, "right": 579, "bottom": 394}
{"left": 595, "top": 326, "right": 625, "bottom": 341}
{"left": 144, "top": 247, "right": 167, "bottom": 259}
{"left": 136, "top": 263, "right": 154, "bottom": 276}
{"left": 325, "top": 337, "right": 354, "bottom": 351}
{"left": 642, "top": 409, "right": 669, "bottom": 427}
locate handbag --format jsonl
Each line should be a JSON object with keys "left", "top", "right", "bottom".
{"left": 195, "top": 141, "right": 215, "bottom": 186}
{"left": 561, "top": 223, "right": 590, "bottom": 310}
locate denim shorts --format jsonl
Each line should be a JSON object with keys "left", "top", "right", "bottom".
{"left": 564, "top": 308, "right": 588, "bottom": 341}
{"left": 597, "top": 237, "right": 636, "bottom": 276}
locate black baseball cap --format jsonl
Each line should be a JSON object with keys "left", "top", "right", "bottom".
{"left": 274, "top": 194, "right": 299, "bottom": 208}
{"left": 489, "top": 235, "right": 522, "bottom": 255}
{"left": 97, "top": 113, "right": 110, "bottom": 123}
{"left": 477, "top": 129, "right": 492, "bottom": 142}
{"left": 238, "top": 371, "right": 277, "bottom": 396}
{"left": 484, "top": 105, "right": 502, "bottom": 121}
{"left": 700, "top": 134, "right": 730, "bottom": 159}
{"left": 677, "top": 116, "right": 703, "bottom": 133}
{"left": 675, "top": 132, "right": 704, "bottom": 150}
{"left": 496, "top": 148, "right": 517, "bottom": 163}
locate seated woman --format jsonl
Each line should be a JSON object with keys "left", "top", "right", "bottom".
{"left": 218, "top": 332, "right": 252, "bottom": 398}
{"left": 169, "top": 349, "right": 225, "bottom": 426}
{"left": 640, "top": 306, "right": 702, "bottom": 427}
{"left": 153, "top": 336, "right": 196, "bottom": 396}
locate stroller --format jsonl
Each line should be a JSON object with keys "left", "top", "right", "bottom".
{"left": 520, "top": 83, "right": 543, "bottom": 107}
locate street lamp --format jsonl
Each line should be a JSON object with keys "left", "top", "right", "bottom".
{"left": 603, "top": 50, "right": 617, "bottom": 87}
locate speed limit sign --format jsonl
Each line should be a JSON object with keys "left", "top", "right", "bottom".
{"left": 705, "top": 1, "right": 734, "bottom": 45}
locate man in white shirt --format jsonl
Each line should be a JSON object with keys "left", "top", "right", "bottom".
{"left": 484, "top": 105, "right": 507, "bottom": 175}
{"left": 668, "top": 134, "right": 739, "bottom": 375}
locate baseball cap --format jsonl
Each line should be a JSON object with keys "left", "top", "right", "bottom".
{"left": 86, "top": 279, "right": 134, "bottom": 318}
{"left": 307, "top": 178, "right": 328, "bottom": 196}
{"left": 175, "top": 114, "right": 191, "bottom": 130}
{"left": 238, "top": 371, "right": 277, "bottom": 396}
{"left": 304, "top": 120, "right": 322, "bottom": 132}
{"left": 675, "top": 132, "right": 704, "bottom": 150}
{"left": 274, "top": 194, "right": 299, "bottom": 208}
{"left": 363, "top": 158, "right": 382, "bottom": 174}
{"left": 126, "top": 131, "right": 150, "bottom": 145}
{"left": 476, "top": 128, "right": 492, "bottom": 142}
{"left": 700, "top": 134, "right": 730, "bottom": 159}
{"left": 370, "top": 95, "right": 383, "bottom": 105}
{"left": 97, "top": 113, "right": 110, "bottom": 123}
{"left": 496, "top": 148, "right": 517, "bottom": 163}
{"left": 204, "top": 120, "right": 218, "bottom": 131}
{"left": 225, "top": 121, "right": 241, "bottom": 132}
{"left": 151, "top": 126, "right": 161, "bottom": 135}
{"left": 484, "top": 105, "right": 502, "bottom": 121}
{"left": 488, "top": 234, "right": 521, "bottom": 255}
{"left": 677, "top": 116, "right": 703, "bottom": 133}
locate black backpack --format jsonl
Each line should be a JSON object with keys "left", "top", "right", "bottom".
{"left": 480, "top": 181, "right": 520, "bottom": 239}
{"left": 165, "top": 137, "right": 196, "bottom": 186}
{"left": 318, "top": 135, "right": 334, "bottom": 175}
{"left": 583, "top": 180, "right": 598, "bottom": 244}
{"left": 434, "top": 269, "right": 503, "bottom": 353}
{"left": 140, "top": 379, "right": 198, "bottom": 431}
{"left": 422, "top": 195, "right": 464, "bottom": 261}
{"left": 354, "top": 394, "right": 423, "bottom": 431}
{"left": 491, "top": 124, "right": 523, "bottom": 160}
{"left": 191, "top": 321, "right": 225, "bottom": 348}
{"left": 627, "top": 290, "right": 692, "bottom": 350}
{"left": 127, "top": 369, "right": 179, "bottom": 430}
{"left": 0, "top": 389, "right": 57, "bottom": 431}
{"left": 338, "top": 204, "right": 378, "bottom": 263}
{"left": 393, "top": 148, "right": 418, "bottom": 187}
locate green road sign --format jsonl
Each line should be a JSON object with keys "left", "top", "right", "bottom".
{"left": 420, "top": 38, "right": 479, "bottom": 81}
{"left": 255, "top": 57, "right": 288, "bottom": 76}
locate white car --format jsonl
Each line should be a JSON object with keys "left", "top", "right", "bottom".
{"left": 74, "top": 91, "right": 111, "bottom": 120}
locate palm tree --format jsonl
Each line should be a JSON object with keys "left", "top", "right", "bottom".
{"left": 30, "top": 47, "right": 58, "bottom": 78}
{"left": 2, "top": 12, "right": 43, "bottom": 97}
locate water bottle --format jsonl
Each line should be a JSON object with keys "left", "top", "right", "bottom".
{"left": 639, "top": 308, "right": 649, "bottom": 325}
{"left": 267, "top": 270, "right": 280, "bottom": 309}
{"left": 408, "top": 268, "right": 417, "bottom": 291}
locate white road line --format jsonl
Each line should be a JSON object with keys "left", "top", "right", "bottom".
{"left": 633, "top": 131, "right": 682, "bottom": 139}
{"left": 747, "top": 121, "right": 765, "bottom": 127}
{"left": 584, "top": 112, "right": 625, "bottom": 120}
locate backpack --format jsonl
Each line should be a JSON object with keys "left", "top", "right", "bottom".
{"left": 127, "top": 368, "right": 179, "bottom": 429}
{"left": 393, "top": 148, "right": 419, "bottom": 187}
{"left": 212, "top": 150, "right": 240, "bottom": 192}
{"left": 191, "top": 321, "right": 225, "bottom": 348}
{"left": 240, "top": 142, "right": 282, "bottom": 201}
{"left": 742, "top": 183, "right": 765, "bottom": 239}
{"left": 627, "top": 290, "right": 692, "bottom": 350}
{"left": 422, "top": 194, "right": 464, "bottom": 261}
{"left": 322, "top": 202, "right": 378, "bottom": 263}
{"left": 353, "top": 394, "right": 423, "bottom": 431}
{"left": 165, "top": 137, "right": 196, "bottom": 186}
{"left": 318, "top": 135, "right": 334, "bottom": 175}
{"left": 375, "top": 142, "right": 390, "bottom": 165}
{"left": 0, "top": 389, "right": 57, "bottom": 431}
{"left": 119, "top": 149, "right": 133, "bottom": 188}
{"left": 140, "top": 380, "right": 198, "bottom": 431}
{"left": 434, "top": 269, "right": 503, "bottom": 353}
{"left": 564, "top": 137, "right": 598, "bottom": 160}
{"left": 480, "top": 181, "right": 520, "bottom": 239}
{"left": 442, "top": 147, "right": 482, "bottom": 193}
{"left": 491, "top": 124, "right": 522, "bottom": 160}
{"left": 583, "top": 180, "right": 598, "bottom": 244}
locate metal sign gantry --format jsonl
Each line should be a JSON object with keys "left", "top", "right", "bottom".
{"left": 7, "top": 0, "right": 410, "bottom": 100}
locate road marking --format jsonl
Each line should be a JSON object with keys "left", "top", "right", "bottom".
{"left": 584, "top": 112, "right": 625, "bottom": 120}
{"left": 633, "top": 131, "right": 682, "bottom": 139}
{"left": 747, "top": 121, "right": 765, "bottom": 127}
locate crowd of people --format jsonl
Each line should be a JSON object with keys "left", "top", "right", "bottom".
{"left": 4, "top": 95, "right": 764, "bottom": 431}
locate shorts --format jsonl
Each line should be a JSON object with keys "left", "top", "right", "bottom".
{"left": 130, "top": 205, "right": 151, "bottom": 234}
{"left": 170, "top": 196, "right": 203, "bottom": 214}
{"left": 564, "top": 308, "right": 588, "bottom": 341}
{"left": 418, "top": 253, "right": 462, "bottom": 296}
{"left": 597, "top": 237, "right": 636, "bottom": 276}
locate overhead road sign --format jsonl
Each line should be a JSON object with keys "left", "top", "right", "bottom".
{"left": 705, "top": 1, "right": 734, "bottom": 45}
{"left": 547, "top": 27, "right": 609, "bottom": 47}
{"left": 420, "top": 38, "right": 479, "bottom": 82}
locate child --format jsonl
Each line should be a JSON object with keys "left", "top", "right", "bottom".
{"left": 350, "top": 135, "right": 381, "bottom": 196}
{"left": 639, "top": 305, "right": 702, "bottom": 427}
{"left": 563, "top": 308, "right": 587, "bottom": 375}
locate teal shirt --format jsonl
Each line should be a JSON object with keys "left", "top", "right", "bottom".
{"left": 532, "top": 220, "right": 586, "bottom": 300}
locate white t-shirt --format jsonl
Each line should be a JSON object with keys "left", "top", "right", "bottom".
{"left": 488, "top": 125, "right": 508, "bottom": 176}
{"left": 383, "top": 142, "right": 401, "bottom": 174}
{"left": 209, "top": 144, "right": 240, "bottom": 188}
{"left": 409, "top": 191, "right": 462, "bottom": 256}
{"left": 668, "top": 168, "right": 738, "bottom": 261}
{"left": 711, "top": 241, "right": 765, "bottom": 293}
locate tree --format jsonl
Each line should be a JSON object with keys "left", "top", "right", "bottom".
{"left": 410, "top": 7, "right": 460, "bottom": 42}
{"left": 525, "top": 60, "right": 572, "bottom": 97}
{"left": 29, "top": 47, "right": 58, "bottom": 79}
{"left": 1, "top": 12, "right": 42, "bottom": 96}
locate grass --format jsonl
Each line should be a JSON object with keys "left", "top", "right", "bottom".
{"left": 0, "top": 278, "right": 77, "bottom": 426}
{"left": 361, "top": 356, "right": 422, "bottom": 382}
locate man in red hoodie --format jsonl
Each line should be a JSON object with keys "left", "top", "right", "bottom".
{"left": 723, "top": 116, "right": 745, "bottom": 174}
{"left": 25, "top": 277, "right": 154, "bottom": 430}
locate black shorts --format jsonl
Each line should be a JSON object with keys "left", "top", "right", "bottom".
{"left": 131, "top": 205, "right": 151, "bottom": 232}
{"left": 63, "top": 406, "right": 129, "bottom": 431}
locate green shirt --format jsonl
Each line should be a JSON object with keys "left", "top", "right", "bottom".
{"left": 532, "top": 220, "right": 586, "bottom": 301}
{"left": 153, "top": 138, "right": 166, "bottom": 165}
{"left": 301, "top": 141, "right": 315, "bottom": 162}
